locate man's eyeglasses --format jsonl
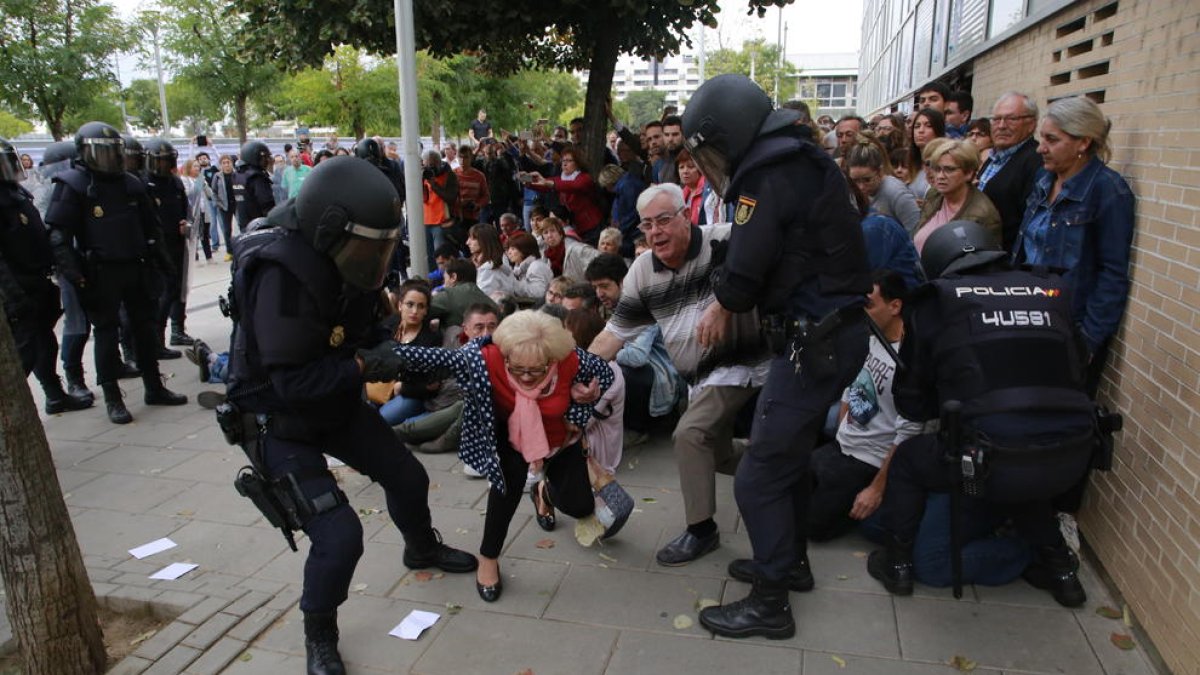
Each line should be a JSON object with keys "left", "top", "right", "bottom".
{"left": 638, "top": 206, "right": 685, "bottom": 233}
{"left": 989, "top": 114, "right": 1034, "bottom": 126}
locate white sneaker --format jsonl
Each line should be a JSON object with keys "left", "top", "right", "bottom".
{"left": 462, "top": 463, "right": 484, "bottom": 479}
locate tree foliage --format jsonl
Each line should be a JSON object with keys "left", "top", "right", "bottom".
{"left": 623, "top": 89, "right": 668, "bottom": 127}
{"left": 277, "top": 46, "right": 400, "bottom": 140}
{"left": 706, "top": 37, "right": 798, "bottom": 103}
{"left": 0, "top": 110, "right": 34, "bottom": 138}
{"left": 0, "top": 0, "right": 129, "bottom": 140}
{"left": 233, "top": 0, "right": 791, "bottom": 169}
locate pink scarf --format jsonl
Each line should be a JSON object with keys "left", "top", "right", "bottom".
{"left": 506, "top": 364, "right": 560, "bottom": 464}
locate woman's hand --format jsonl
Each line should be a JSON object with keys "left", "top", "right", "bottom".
{"left": 571, "top": 377, "right": 600, "bottom": 404}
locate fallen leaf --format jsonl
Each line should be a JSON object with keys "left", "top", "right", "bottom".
{"left": 535, "top": 538, "right": 556, "bottom": 549}
{"left": 1122, "top": 604, "right": 1132, "bottom": 627}
{"left": 574, "top": 516, "right": 606, "bottom": 548}
{"left": 238, "top": 652, "right": 253, "bottom": 662}
{"left": 672, "top": 614, "right": 693, "bottom": 630}
{"left": 176, "top": 509, "right": 195, "bottom": 517}
{"left": 515, "top": 669, "right": 534, "bottom": 675}
{"left": 836, "top": 575, "right": 849, "bottom": 581}
{"left": 352, "top": 583, "right": 368, "bottom": 593}
{"left": 413, "top": 571, "right": 434, "bottom": 582}
{"left": 429, "top": 482, "right": 440, "bottom": 490}
{"left": 455, "top": 528, "right": 470, "bottom": 535}
{"left": 641, "top": 497, "right": 657, "bottom": 503}
{"left": 445, "top": 602, "right": 462, "bottom": 615}
{"left": 851, "top": 551, "right": 868, "bottom": 559}
{"left": 598, "top": 552, "right": 618, "bottom": 564}
{"left": 830, "top": 655, "right": 847, "bottom": 668}
{"left": 1095, "top": 606, "right": 1122, "bottom": 619}
{"left": 1110, "top": 633, "right": 1135, "bottom": 650}
{"left": 128, "top": 629, "right": 157, "bottom": 646}
{"left": 695, "top": 598, "right": 719, "bottom": 611}
{"left": 948, "top": 655, "right": 977, "bottom": 671}
{"left": 357, "top": 507, "right": 380, "bottom": 516}
{"left": 433, "top": 572, "right": 445, "bottom": 580}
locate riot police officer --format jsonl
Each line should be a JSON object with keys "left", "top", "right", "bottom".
{"left": 119, "top": 134, "right": 165, "bottom": 368}
{"left": 144, "top": 138, "right": 196, "bottom": 349}
{"left": 0, "top": 137, "right": 91, "bottom": 414}
{"left": 685, "top": 75, "right": 872, "bottom": 639}
{"left": 224, "top": 157, "right": 475, "bottom": 675}
{"left": 867, "top": 221, "right": 1096, "bottom": 607}
{"left": 44, "top": 121, "right": 187, "bottom": 424}
{"left": 232, "top": 140, "right": 274, "bottom": 232}
{"left": 354, "top": 137, "right": 408, "bottom": 282}
{"left": 123, "top": 135, "right": 146, "bottom": 176}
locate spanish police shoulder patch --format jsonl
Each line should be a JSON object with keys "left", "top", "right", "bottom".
{"left": 734, "top": 195, "right": 757, "bottom": 225}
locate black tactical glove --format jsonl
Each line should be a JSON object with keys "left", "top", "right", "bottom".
{"left": 356, "top": 342, "right": 408, "bottom": 382}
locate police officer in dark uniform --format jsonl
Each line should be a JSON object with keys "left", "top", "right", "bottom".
{"left": 685, "top": 75, "right": 872, "bottom": 639}
{"left": 867, "top": 221, "right": 1096, "bottom": 607}
{"left": 144, "top": 138, "right": 196, "bottom": 350}
{"left": 44, "top": 121, "right": 187, "bottom": 424}
{"left": 232, "top": 140, "right": 275, "bottom": 233}
{"left": 354, "top": 137, "right": 409, "bottom": 283}
{"left": 0, "top": 137, "right": 92, "bottom": 414}
{"left": 118, "top": 134, "right": 166, "bottom": 368}
{"left": 224, "top": 157, "right": 475, "bottom": 675}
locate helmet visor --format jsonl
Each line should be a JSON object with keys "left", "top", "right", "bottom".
{"left": 125, "top": 152, "right": 145, "bottom": 173}
{"left": 683, "top": 141, "right": 731, "bottom": 199}
{"left": 0, "top": 151, "right": 26, "bottom": 183}
{"left": 149, "top": 153, "right": 177, "bottom": 177}
{"left": 83, "top": 137, "right": 126, "bottom": 174}
{"left": 328, "top": 222, "right": 400, "bottom": 291}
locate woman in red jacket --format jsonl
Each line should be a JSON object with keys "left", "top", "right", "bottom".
{"left": 529, "top": 148, "right": 604, "bottom": 245}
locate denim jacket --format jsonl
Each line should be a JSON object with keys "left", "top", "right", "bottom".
{"left": 1013, "top": 157, "right": 1135, "bottom": 353}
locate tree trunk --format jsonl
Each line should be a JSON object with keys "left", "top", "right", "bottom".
{"left": 581, "top": 12, "right": 620, "bottom": 173}
{"left": 0, "top": 306, "right": 106, "bottom": 674}
{"left": 234, "top": 93, "right": 249, "bottom": 144}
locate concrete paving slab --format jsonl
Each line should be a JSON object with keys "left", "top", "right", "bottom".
{"left": 150, "top": 481, "right": 264, "bottom": 527}
{"left": 48, "top": 438, "right": 120, "bottom": 467}
{"left": 508, "top": 508, "right": 661, "bottom": 572}
{"left": 74, "top": 443, "right": 197, "bottom": 476}
{"left": 69, "top": 508, "right": 187, "bottom": 559}
{"left": 56, "top": 467, "right": 104, "bottom": 492}
{"left": 646, "top": 526, "right": 751, "bottom": 579}
{"left": 546, "top": 565, "right": 723, "bottom": 637}
{"left": 160, "top": 449, "right": 244, "bottom": 484}
{"left": 65, "top": 472, "right": 194, "bottom": 513}
{"left": 216, "top": 647, "right": 305, "bottom": 674}
{"left": 608, "top": 629, "right": 800, "bottom": 674}
{"left": 801, "top": 651, "right": 1003, "bottom": 674}
{"left": 1074, "top": 607, "right": 1156, "bottom": 675}
{"left": 389, "top": 556, "right": 568, "bottom": 618}
{"left": 895, "top": 595, "right": 1104, "bottom": 674}
{"left": 413, "top": 609, "right": 617, "bottom": 675}
{"left": 164, "top": 520, "right": 290, "bottom": 577}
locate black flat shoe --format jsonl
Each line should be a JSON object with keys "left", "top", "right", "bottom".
{"left": 656, "top": 529, "right": 720, "bottom": 567}
{"left": 529, "top": 481, "right": 556, "bottom": 532}
{"left": 475, "top": 576, "right": 503, "bottom": 603}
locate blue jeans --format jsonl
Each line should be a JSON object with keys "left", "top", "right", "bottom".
{"left": 378, "top": 395, "right": 428, "bottom": 426}
{"left": 423, "top": 226, "right": 446, "bottom": 271}
{"left": 863, "top": 493, "right": 1032, "bottom": 587}
{"left": 209, "top": 352, "right": 230, "bottom": 384}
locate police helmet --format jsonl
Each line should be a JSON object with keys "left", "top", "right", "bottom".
{"left": 41, "top": 140, "right": 78, "bottom": 166}
{"left": 239, "top": 140, "right": 271, "bottom": 171}
{"left": 354, "top": 138, "right": 385, "bottom": 167}
{"left": 294, "top": 156, "right": 402, "bottom": 291}
{"left": 920, "top": 220, "right": 1008, "bottom": 278}
{"left": 74, "top": 121, "right": 125, "bottom": 176}
{"left": 123, "top": 135, "right": 146, "bottom": 173}
{"left": 144, "top": 138, "right": 179, "bottom": 178}
{"left": 0, "top": 137, "right": 25, "bottom": 183}
{"left": 681, "top": 74, "right": 802, "bottom": 198}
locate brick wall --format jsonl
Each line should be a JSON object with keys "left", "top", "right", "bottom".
{"left": 970, "top": 1, "right": 1200, "bottom": 672}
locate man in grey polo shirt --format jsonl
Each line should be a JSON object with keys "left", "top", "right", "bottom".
{"left": 590, "top": 183, "right": 769, "bottom": 566}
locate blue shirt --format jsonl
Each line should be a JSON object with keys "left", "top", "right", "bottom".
{"left": 977, "top": 137, "right": 1033, "bottom": 191}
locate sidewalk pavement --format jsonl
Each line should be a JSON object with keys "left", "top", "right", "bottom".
{"left": 7, "top": 255, "right": 1160, "bottom": 674}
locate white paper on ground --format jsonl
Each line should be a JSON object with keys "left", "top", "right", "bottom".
{"left": 389, "top": 610, "right": 440, "bottom": 640}
{"left": 149, "top": 562, "right": 199, "bottom": 580}
{"left": 129, "top": 537, "right": 177, "bottom": 559}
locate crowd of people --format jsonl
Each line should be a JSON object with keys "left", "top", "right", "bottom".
{"left": 0, "top": 74, "right": 1135, "bottom": 674}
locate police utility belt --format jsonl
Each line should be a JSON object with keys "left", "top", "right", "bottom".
{"left": 215, "top": 400, "right": 347, "bottom": 551}
{"left": 760, "top": 305, "right": 860, "bottom": 378}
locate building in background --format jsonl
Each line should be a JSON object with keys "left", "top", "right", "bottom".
{"left": 860, "top": 1, "right": 1200, "bottom": 672}
{"left": 606, "top": 53, "right": 702, "bottom": 109}
{"left": 788, "top": 52, "right": 859, "bottom": 118}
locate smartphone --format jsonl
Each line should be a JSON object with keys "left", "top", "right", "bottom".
{"left": 517, "top": 171, "right": 531, "bottom": 183}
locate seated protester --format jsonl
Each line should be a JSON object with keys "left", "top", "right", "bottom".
{"left": 844, "top": 134, "right": 922, "bottom": 235}
{"left": 467, "top": 223, "right": 515, "bottom": 300}
{"left": 564, "top": 308, "right": 626, "bottom": 477}
{"left": 539, "top": 215, "right": 599, "bottom": 282}
{"left": 185, "top": 339, "right": 229, "bottom": 384}
{"left": 632, "top": 235, "right": 650, "bottom": 258}
{"left": 848, "top": 175, "right": 925, "bottom": 290}
{"left": 586, "top": 253, "right": 683, "bottom": 441}
{"left": 597, "top": 164, "right": 644, "bottom": 257}
{"left": 497, "top": 212, "right": 524, "bottom": 246}
{"left": 561, "top": 282, "right": 598, "bottom": 312}
{"left": 597, "top": 227, "right": 622, "bottom": 257}
{"left": 913, "top": 138, "right": 1001, "bottom": 254}
{"left": 543, "top": 275, "right": 574, "bottom": 307}
{"left": 370, "top": 280, "right": 443, "bottom": 426}
{"left": 429, "top": 258, "right": 500, "bottom": 329}
{"left": 807, "top": 271, "right": 923, "bottom": 541}
{"left": 528, "top": 205, "right": 550, "bottom": 244}
{"left": 505, "top": 232, "right": 553, "bottom": 302}
{"left": 429, "top": 243, "right": 460, "bottom": 291}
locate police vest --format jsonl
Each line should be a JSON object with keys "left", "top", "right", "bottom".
{"left": 49, "top": 168, "right": 150, "bottom": 262}
{"left": 927, "top": 268, "right": 1092, "bottom": 421}
{"left": 0, "top": 183, "right": 53, "bottom": 278}
{"left": 147, "top": 176, "right": 188, "bottom": 249}
{"left": 232, "top": 167, "right": 272, "bottom": 224}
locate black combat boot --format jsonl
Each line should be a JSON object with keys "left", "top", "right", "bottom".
{"left": 101, "top": 382, "right": 133, "bottom": 424}
{"left": 42, "top": 376, "right": 93, "bottom": 414}
{"left": 402, "top": 528, "right": 478, "bottom": 573}
{"left": 698, "top": 578, "right": 795, "bottom": 640}
{"left": 728, "top": 552, "right": 815, "bottom": 592}
{"left": 867, "top": 535, "right": 914, "bottom": 596}
{"left": 303, "top": 611, "right": 346, "bottom": 675}
{"left": 169, "top": 322, "right": 195, "bottom": 346}
{"left": 119, "top": 338, "right": 143, "bottom": 378}
{"left": 1023, "top": 545, "right": 1086, "bottom": 608}
{"left": 63, "top": 367, "right": 95, "bottom": 406}
{"left": 143, "top": 374, "right": 188, "bottom": 406}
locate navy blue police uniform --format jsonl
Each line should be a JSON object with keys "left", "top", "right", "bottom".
{"left": 146, "top": 172, "right": 189, "bottom": 341}
{"left": 232, "top": 164, "right": 274, "bottom": 229}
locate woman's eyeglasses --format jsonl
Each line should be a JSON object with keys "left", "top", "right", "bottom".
{"left": 506, "top": 361, "right": 549, "bottom": 378}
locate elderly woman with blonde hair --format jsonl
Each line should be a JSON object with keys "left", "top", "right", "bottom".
{"left": 368, "top": 310, "right": 623, "bottom": 603}
{"left": 912, "top": 138, "right": 1001, "bottom": 254}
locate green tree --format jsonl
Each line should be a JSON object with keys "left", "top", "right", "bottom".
{"left": 623, "top": 89, "right": 668, "bottom": 127}
{"left": 167, "top": 76, "right": 225, "bottom": 136}
{"left": 123, "top": 78, "right": 164, "bottom": 131}
{"left": 0, "top": 110, "right": 34, "bottom": 138}
{"left": 153, "top": 0, "right": 282, "bottom": 142}
{"left": 0, "top": 0, "right": 129, "bottom": 140}
{"left": 278, "top": 46, "right": 399, "bottom": 140}
{"left": 233, "top": 0, "right": 790, "bottom": 171}
{"left": 706, "top": 37, "right": 798, "bottom": 103}
{"left": 62, "top": 81, "right": 125, "bottom": 133}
